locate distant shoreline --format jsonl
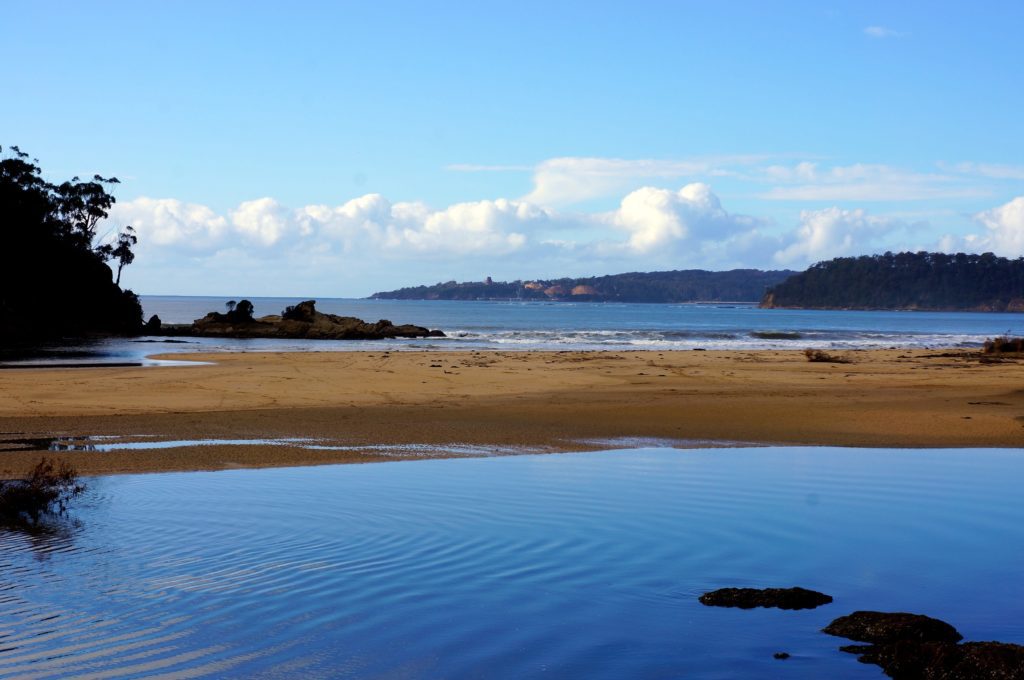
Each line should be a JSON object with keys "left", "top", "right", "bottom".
{"left": 1, "top": 348, "right": 1022, "bottom": 477}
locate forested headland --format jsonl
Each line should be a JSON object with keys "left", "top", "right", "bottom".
{"left": 1, "top": 145, "right": 142, "bottom": 341}
{"left": 761, "top": 252, "right": 1024, "bottom": 311}
{"left": 371, "top": 269, "right": 797, "bottom": 303}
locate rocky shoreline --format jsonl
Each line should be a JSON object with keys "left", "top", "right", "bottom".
{"left": 150, "top": 299, "right": 445, "bottom": 341}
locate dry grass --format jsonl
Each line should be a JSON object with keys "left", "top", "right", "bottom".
{"left": 0, "top": 457, "right": 85, "bottom": 527}
{"left": 983, "top": 336, "right": 1024, "bottom": 354}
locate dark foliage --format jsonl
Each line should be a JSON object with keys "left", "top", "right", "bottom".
{"left": 204, "top": 299, "right": 257, "bottom": 324}
{"left": 762, "top": 251, "right": 1024, "bottom": 311}
{"left": 0, "top": 458, "right": 85, "bottom": 527}
{"left": 804, "top": 349, "right": 852, "bottom": 363}
{"left": 983, "top": 336, "right": 1024, "bottom": 353}
{"left": 1, "top": 145, "right": 142, "bottom": 341}
{"left": 231, "top": 299, "right": 254, "bottom": 322}
{"left": 371, "top": 269, "right": 797, "bottom": 303}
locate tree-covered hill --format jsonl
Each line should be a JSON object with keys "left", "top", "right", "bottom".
{"left": 761, "top": 252, "right": 1024, "bottom": 311}
{"left": 1, "top": 146, "right": 142, "bottom": 341}
{"left": 371, "top": 269, "right": 797, "bottom": 303}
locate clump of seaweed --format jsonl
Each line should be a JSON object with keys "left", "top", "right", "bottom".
{"left": 804, "top": 349, "right": 852, "bottom": 364}
{"left": 0, "top": 458, "right": 85, "bottom": 527}
{"left": 982, "top": 336, "right": 1024, "bottom": 354}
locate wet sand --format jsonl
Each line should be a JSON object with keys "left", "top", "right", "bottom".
{"left": 1, "top": 349, "right": 1022, "bottom": 476}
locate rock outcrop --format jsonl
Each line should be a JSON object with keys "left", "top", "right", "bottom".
{"left": 824, "top": 611, "right": 1024, "bottom": 679}
{"left": 171, "top": 300, "right": 445, "bottom": 340}
{"left": 699, "top": 586, "right": 833, "bottom": 610}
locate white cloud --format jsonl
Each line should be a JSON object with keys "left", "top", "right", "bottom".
{"left": 773, "top": 207, "right": 898, "bottom": 265}
{"left": 231, "top": 198, "right": 291, "bottom": 247}
{"left": 609, "top": 182, "right": 760, "bottom": 254}
{"left": 450, "top": 155, "right": 999, "bottom": 206}
{"left": 957, "top": 196, "right": 1024, "bottom": 255}
{"left": 945, "top": 162, "right": 1024, "bottom": 181}
{"left": 864, "top": 26, "right": 903, "bottom": 38}
{"left": 111, "top": 197, "right": 228, "bottom": 252}
{"left": 514, "top": 155, "right": 766, "bottom": 207}
{"left": 758, "top": 162, "right": 987, "bottom": 201}
{"left": 115, "top": 179, "right": 1001, "bottom": 295}
{"left": 117, "top": 193, "right": 543, "bottom": 261}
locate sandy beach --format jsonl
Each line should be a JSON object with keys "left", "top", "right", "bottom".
{"left": 1, "top": 348, "right": 1022, "bottom": 476}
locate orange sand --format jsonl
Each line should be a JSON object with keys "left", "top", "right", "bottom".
{"left": 1, "top": 349, "right": 1022, "bottom": 476}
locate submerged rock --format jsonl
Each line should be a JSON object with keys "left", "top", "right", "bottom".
{"left": 699, "top": 586, "right": 833, "bottom": 610}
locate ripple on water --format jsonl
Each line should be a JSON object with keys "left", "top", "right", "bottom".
{"left": 2, "top": 447, "right": 1024, "bottom": 679}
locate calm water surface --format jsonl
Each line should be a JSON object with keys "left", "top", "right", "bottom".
{"left": 2, "top": 447, "right": 1023, "bottom": 678}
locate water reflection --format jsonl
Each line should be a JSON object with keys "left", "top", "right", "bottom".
{"left": 0, "top": 434, "right": 554, "bottom": 457}
{"left": 1, "top": 447, "right": 1023, "bottom": 678}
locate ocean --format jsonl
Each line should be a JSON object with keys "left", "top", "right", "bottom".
{"left": 2, "top": 295, "right": 1020, "bottom": 366}
{"left": 140, "top": 296, "right": 1024, "bottom": 350}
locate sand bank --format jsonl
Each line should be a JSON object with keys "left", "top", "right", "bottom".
{"left": 1, "top": 349, "right": 1022, "bottom": 476}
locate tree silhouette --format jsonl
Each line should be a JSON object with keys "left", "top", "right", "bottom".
{"left": 1, "top": 144, "right": 142, "bottom": 339}
{"left": 110, "top": 227, "right": 137, "bottom": 285}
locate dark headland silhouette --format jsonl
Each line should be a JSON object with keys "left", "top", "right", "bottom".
{"left": 0, "top": 145, "right": 142, "bottom": 341}
{"left": 0, "top": 146, "right": 442, "bottom": 344}
{"left": 761, "top": 251, "right": 1024, "bottom": 311}
{"left": 371, "top": 269, "right": 797, "bottom": 303}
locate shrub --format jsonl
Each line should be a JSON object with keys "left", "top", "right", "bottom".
{"left": 804, "top": 349, "right": 852, "bottom": 364}
{"left": 983, "top": 336, "right": 1024, "bottom": 354}
{"left": 0, "top": 457, "right": 85, "bottom": 526}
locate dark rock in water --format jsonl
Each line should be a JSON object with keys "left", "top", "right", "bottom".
{"left": 825, "top": 611, "right": 1023, "bottom": 679}
{"left": 823, "top": 611, "right": 963, "bottom": 645}
{"left": 699, "top": 586, "right": 833, "bottom": 610}
{"left": 773, "top": 652, "right": 790, "bottom": 660}
{"left": 170, "top": 300, "right": 446, "bottom": 341}
{"left": 860, "top": 640, "right": 1024, "bottom": 679}
{"left": 841, "top": 640, "right": 1024, "bottom": 679}
{"left": 143, "top": 314, "right": 162, "bottom": 332}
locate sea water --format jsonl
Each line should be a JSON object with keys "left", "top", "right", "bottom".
{"left": 3, "top": 297, "right": 1021, "bottom": 366}
{"left": 2, "top": 447, "right": 1022, "bottom": 678}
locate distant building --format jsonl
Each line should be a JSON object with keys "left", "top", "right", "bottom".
{"left": 523, "top": 281, "right": 544, "bottom": 291}
{"left": 485, "top": 276, "right": 493, "bottom": 285}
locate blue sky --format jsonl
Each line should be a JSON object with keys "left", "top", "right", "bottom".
{"left": 4, "top": 1, "right": 1024, "bottom": 296}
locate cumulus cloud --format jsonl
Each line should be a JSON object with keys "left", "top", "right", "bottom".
{"left": 111, "top": 197, "right": 228, "bottom": 252}
{"left": 773, "top": 206, "right": 900, "bottom": 265}
{"left": 956, "top": 196, "right": 1024, "bottom": 256}
{"left": 231, "top": 198, "right": 291, "bottom": 247}
{"left": 110, "top": 179, "right": 958, "bottom": 294}
{"left": 608, "top": 182, "right": 761, "bottom": 254}
{"left": 116, "top": 193, "right": 544, "bottom": 261}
